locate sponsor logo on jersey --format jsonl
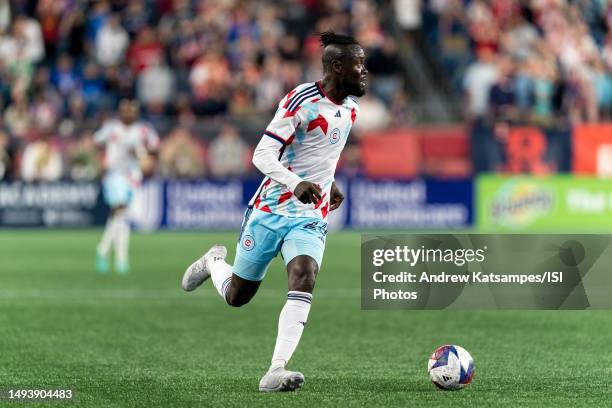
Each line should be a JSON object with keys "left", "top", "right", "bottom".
{"left": 241, "top": 234, "right": 255, "bottom": 251}
{"left": 302, "top": 220, "right": 328, "bottom": 236}
{"left": 329, "top": 128, "right": 341, "bottom": 144}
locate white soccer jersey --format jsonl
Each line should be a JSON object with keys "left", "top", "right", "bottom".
{"left": 94, "top": 119, "right": 159, "bottom": 185}
{"left": 250, "top": 80, "right": 359, "bottom": 219}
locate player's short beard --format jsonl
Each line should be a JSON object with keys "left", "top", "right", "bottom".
{"left": 343, "top": 78, "right": 366, "bottom": 97}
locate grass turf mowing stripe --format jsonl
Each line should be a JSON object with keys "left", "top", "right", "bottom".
{"left": 1, "top": 230, "right": 611, "bottom": 407}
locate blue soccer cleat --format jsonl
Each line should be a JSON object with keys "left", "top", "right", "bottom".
{"left": 96, "top": 253, "right": 109, "bottom": 274}
{"left": 115, "top": 260, "right": 130, "bottom": 275}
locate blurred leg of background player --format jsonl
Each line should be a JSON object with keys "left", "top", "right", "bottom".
{"left": 96, "top": 173, "right": 132, "bottom": 274}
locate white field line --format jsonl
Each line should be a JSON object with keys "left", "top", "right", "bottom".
{"left": 0, "top": 288, "right": 361, "bottom": 301}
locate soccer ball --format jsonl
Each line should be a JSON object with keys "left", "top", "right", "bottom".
{"left": 427, "top": 345, "right": 474, "bottom": 390}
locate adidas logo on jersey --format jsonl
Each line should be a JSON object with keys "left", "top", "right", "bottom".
{"left": 335, "top": 110, "right": 341, "bottom": 118}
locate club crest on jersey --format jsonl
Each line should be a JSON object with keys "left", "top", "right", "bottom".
{"left": 329, "top": 128, "right": 341, "bottom": 144}
{"left": 241, "top": 234, "right": 255, "bottom": 251}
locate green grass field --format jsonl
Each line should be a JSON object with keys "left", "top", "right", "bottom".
{"left": 0, "top": 230, "right": 611, "bottom": 407}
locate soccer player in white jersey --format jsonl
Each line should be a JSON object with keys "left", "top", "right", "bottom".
{"left": 94, "top": 99, "right": 159, "bottom": 274}
{"left": 182, "top": 32, "right": 367, "bottom": 391}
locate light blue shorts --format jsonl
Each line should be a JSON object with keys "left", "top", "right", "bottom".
{"left": 233, "top": 208, "right": 328, "bottom": 281}
{"left": 103, "top": 173, "right": 134, "bottom": 208}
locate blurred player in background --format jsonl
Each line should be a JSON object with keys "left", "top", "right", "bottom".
{"left": 182, "top": 32, "right": 367, "bottom": 391}
{"left": 95, "top": 99, "right": 159, "bottom": 274}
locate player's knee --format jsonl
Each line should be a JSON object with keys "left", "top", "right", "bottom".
{"left": 288, "top": 256, "right": 318, "bottom": 292}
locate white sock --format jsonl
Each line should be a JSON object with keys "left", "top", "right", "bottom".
{"left": 97, "top": 214, "right": 118, "bottom": 256}
{"left": 113, "top": 212, "right": 130, "bottom": 265}
{"left": 209, "top": 259, "right": 233, "bottom": 301}
{"left": 270, "top": 291, "right": 312, "bottom": 370}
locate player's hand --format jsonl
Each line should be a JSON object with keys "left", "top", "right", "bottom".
{"left": 140, "top": 154, "right": 156, "bottom": 179}
{"left": 329, "top": 182, "right": 344, "bottom": 211}
{"left": 128, "top": 147, "right": 139, "bottom": 158}
{"left": 294, "top": 181, "right": 322, "bottom": 204}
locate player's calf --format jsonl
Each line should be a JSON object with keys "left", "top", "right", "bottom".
{"left": 224, "top": 275, "right": 261, "bottom": 307}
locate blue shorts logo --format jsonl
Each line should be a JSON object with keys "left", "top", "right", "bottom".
{"left": 241, "top": 234, "right": 255, "bottom": 251}
{"left": 329, "top": 128, "right": 341, "bottom": 144}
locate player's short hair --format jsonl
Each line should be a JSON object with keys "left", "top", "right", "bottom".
{"left": 319, "top": 31, "right": 360, "bottom": 73}
{"left": 319, "top": 31, "right": 359, "bottom": 47}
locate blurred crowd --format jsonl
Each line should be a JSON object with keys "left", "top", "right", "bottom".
{"left": 0, "top": 0, "right": 407, "bottom": 181}
{"left": 425, "top": 0, "right": 612, "bottom": 126}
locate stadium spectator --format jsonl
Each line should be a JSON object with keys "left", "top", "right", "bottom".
{"left": 389, "top": 90, "right": 414, "bottom": 126}
{"left": 95, "top": 14, "right": 129, "bottom": 67}
{"left": 433, "top": 0, "right": 472, "bottom": 93}
{"left": 137, "top": 58, "right": 176, "bottom": 108}
{"left": 67, "top": 132, "right": 101, "bottom": 181}
{"left": 58, "top": 93, "right": 88, "bottom": 138}
{"left": 57, "top": 9, "right": 86, "bottom": 58}
{"left": 351, "top": 94, "right": 391, "bottom": 133}
{"left": 488, "top": 57, "right": 517, "bottom": 123}
{"left": 30, "top": 91, "right": 59, "bottom": 132}
{"left": 0, "top": 26, "right": 17, "bottom": 65}
{"left": 3, "top": 89, "right": 30, "bottom": 138}
{"left": 13, "top": 14, "right": 44, "bottom": 64}
{"left": 157, "top": 0, "right": 194, "bottom": 50}
{"left": 500, "top": 15, "right": 538, "bottom": 62}
{"left": 167, "top": 18, "right": 202, "bottom": 69}
{"left": 0, "top": 0, "right": 403, "bottom": 183}
{"left": 365, "top": 36, "right": 404, "bottom": 106}
{"left": 158, "top": 126, "right": 205, "bottom": 179}
{"left": 565, "top": 66, "right": 598, "bottom": 124}
{"left": 463, "top": 48, "right": 498, "bottom": 120}
{"left": 31, "top": 66, "right": 62, "bottom": 108}
{"left": 229, "top": 87, "right": 259, "bottom": 120}
{"left": 394, "top": 0, "right": 422, "bottom": 32}
{"left": 513, "top": 58, "right": 535, "bottom": 116}
{"left": 208, "top": 124, "right": 249, "bottom": 178}
{"left": 0, "top": 0, "right": 10, "bottom": 33}
{"left": 427, "top": 0, "right": 612, "bottom": 126}
{"left": 126, "top": 26, "right": 164, "bottom": 74}
{"left": 20, "top": 131, "right": 62, "bottom": 181}
{"left": 337, "top": 142, "right": 363, "bottom": 178}
{"left": 51, "top": 54, "right": 80, "bottom": 97}
{"left": 189, "top": 49, "right": 231, "bottom": 115}
{"left": 85, "top": 0, "right": 110, "bottom": 45}
{"left": 255, "top": 55, "right": 285, "bottom": 113}
{"left": 0, "top": 129, "right": 10, "bottom": 179}
{"left": 80, "top": 62, "right": 106, "bottom": 113}
{"left": 103, "top": 64, "right": 135, "bottom": 107}
{"left": 530, "top": 59, "right": 558, "bottom": 125}
{"left": 122, "top": 0, "right": 152, "bottom": 38}
{"left": 592, "top": 58, "right": 612, "bottom": 119}
{"left": 36, "top": 0, "right": 65, "bottom": 60}
{"left": 174, "top": 93, "right": 197, "bottom": 128}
